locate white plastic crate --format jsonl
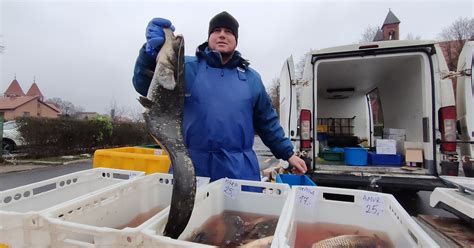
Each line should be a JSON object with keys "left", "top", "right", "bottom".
{"left": 141, "top": 178, "right": 291, "bottom": 247}
{"left": 273, "top": 186, "right": 439, "bottom": 248}
{"left": 0, "top": 168, "right": 144, "bottom": 248}
{"left": 41, "top": 173, "right": 210, "bottom": 248}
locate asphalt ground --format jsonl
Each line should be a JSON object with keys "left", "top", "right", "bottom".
{"left": 0, "top": 137, "right": 459, "bottom": 219}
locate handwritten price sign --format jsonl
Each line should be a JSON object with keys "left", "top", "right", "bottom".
{"left": 362, "top": 194, "right": 384, "bottom": 216}
{"left": 295, "top": 187, "right": 317, "bottom": 208}
{"left": 129, "top": 171, "right": 140, "bottom": 179}
{"left": 223, "top": 178, "right": 240, "bottom": 199}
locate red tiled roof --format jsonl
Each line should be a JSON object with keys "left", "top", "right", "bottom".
{"left": 4, "top": 79, "right": 25, "bottom": 97}
{"left": 0, "top": 96, "right": 38, "bottom": 110}
{"left": 26, "top": 83, "right": 44, "bottom": 98}
{"left": 44, "top": 102, "right": 61, "bottom": 113}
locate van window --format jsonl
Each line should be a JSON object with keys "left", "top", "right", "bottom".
{"left": 367, "top": 88, "right": 384, "bottom": 137}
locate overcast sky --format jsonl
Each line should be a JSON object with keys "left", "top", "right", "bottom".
{"left": 0, "top": 0, "right": 472, "bottom": 116}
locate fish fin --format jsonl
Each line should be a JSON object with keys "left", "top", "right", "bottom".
{"left": 138, "top": 96, "right": 153, "bottom": 109}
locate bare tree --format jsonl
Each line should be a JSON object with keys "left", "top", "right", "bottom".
{"left": 360, "top": 25, "right": 380, "bottom": 43}
{"left": 405, "top": 33, "right": 421, "bottom": 40}
{"left": 295, "top": 51, "right": 312, "bottom": 80}
{"left": 45, "top": 97, "right": 83, "bottom": 117}
{"left": 438, "top": 17, "right": 474, "bottom": 70}
{"left": 439, "top": 17, "right": 474, "bottom": 42}
{"left": 107, "top": 99, "right": 128, "bottom": 121}
{"left": 129, "top": 105, "right": 145, "bottom": 122}
{"left": 267, "top": 78, "right": 280, "bottom": 115}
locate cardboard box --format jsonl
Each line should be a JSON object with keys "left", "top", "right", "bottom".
{"left": 383, "top": 128, "right": 406, "bottom": 136}
{"left": 386, "top": 134, "right": 406, "bottom": 141}
{"left": 376, "top": 139, "right": 397, "bottom": 155}
{"left": 406, "top": 149, "right": 423, "bottom": 167}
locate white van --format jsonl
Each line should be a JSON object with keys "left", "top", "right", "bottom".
{"left": 279, "top": 40, "right": 472, "bottom": 192}
{"left": 456, "top": 41, "right": 473, "bottom": 177}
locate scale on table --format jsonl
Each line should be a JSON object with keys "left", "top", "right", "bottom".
{"left": 430, "top": 176, "right": 474, "bottom": 225}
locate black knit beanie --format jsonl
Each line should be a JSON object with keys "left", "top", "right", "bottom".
{"left": 208, "top": 11, "right": 239, "bottom": 41}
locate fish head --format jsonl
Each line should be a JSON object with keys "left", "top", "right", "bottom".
{"left": 157, "top": 29, "right": 184, "bottom": 91}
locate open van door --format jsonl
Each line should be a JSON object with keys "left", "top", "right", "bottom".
{"left": 456, "top": 41, "right": 473, "bottom": 177}
{"left": 279, "top": 56, "right": 298, "bottom": 150}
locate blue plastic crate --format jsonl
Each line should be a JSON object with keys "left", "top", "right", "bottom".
{"left": 344, "top": 147, "right": 368, "bottom": 166}
{"left": 276, "top": 174, "right": 316, "bottom": 188}
{"left": 368, "top": 152, "right": 404, "bottom": 166}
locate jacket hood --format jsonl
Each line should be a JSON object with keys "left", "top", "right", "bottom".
{"left": 196, "top": 42, "right": 249, "bottom": 69}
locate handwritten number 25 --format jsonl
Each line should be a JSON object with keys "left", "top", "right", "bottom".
{"left": 365, "top": 204, "right": 378, "bottom": 214}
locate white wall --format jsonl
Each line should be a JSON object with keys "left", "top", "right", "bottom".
{"left": 378, "top": 55, "right": 424, "bottom": 142}
{"left": 317, "top": 93, "right": 370, "bottom": 140}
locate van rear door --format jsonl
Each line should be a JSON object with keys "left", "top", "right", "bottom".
{"left": 279, "top": 56, "right": 298, "bottom": 150}
{"left": 456, "top": 41, "right": 473, "bottom": 177}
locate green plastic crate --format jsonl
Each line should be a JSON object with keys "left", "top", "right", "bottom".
{"left": 320, "top": 151, "right": 344, "bottom": 161}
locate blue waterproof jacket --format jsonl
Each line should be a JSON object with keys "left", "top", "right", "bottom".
{"left": 133, "top": 42, "right": 294, "bottom": 181}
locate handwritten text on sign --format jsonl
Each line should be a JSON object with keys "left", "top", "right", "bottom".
{"left": 223, "top": 178, "right": 240, "bottom": 199}
{"left": 362, "top": 194, "right": 384, "bottom": 216}
{"left": 129, "top": 172, "right": 140, "bottom": 179}
{"left": 295, "top": 187, "right": 317, "bottom": 208}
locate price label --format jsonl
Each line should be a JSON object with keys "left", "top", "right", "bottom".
{"left": 223, "top": 178, "right": 240, "bottom": 199}
{"left": 129, "top": 171, "right": 140, "bottom": 179}
{"left": 362, "top": 194, "right": 384, "bottom": 216}
{"left": 295, "top": 187, "right": 317, "bottom": 208}
{"left": 154, "top": 149, "right": 163, "bottom": 155}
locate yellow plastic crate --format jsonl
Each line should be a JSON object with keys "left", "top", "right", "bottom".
{"left": 93, "top": 147, "right": 171, "bottom": 174}
{"left": 317, "top": 124, "right": 328, "bottom": 133}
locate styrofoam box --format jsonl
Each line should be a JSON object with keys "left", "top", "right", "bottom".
{"left": 273, "top": 186, "right": 439, "bottom": 248}
{"left": 430, "top": 187, "right": 474, "bottom": 219}
{"left": 140, "top": 178, "right": 291, "bottom": 247}
{"left": 383, "top": 128, "right": 406, "bottom": 136}
{"left": 386, "top": 134, "right": 406, "bottom": 141}
{"left": 0, "top": 168, "right": 145, "bottom": 248}
{"left": 376, "top": 139, "right": 397, "bottom": 155}
{"left": 40, "top": 173, "right": 210, "bottom": 248}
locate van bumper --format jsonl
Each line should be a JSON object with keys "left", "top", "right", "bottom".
{"left": 309, "top": 171, "right": 447, "bottom": 191}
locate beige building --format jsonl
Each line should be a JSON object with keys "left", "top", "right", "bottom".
{"left": 0, "top": 79, "right": 60, "bottom": 121}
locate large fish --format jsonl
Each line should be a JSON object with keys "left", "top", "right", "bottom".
{"left": 311, "top": 234, "right": 388, "bottom": 248}
{"left": 138, "top": 28, "right": 196, "bottom": 239}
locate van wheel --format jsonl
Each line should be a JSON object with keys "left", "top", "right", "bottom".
{"left": 2, "top": 139, "right": 16, "bottom": 154}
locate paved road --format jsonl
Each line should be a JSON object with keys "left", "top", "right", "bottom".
{"left": 0, "top": 143, "right": 457, "bottom": 219}
{"left": 0, "top": 162, "right": 92, "bottom": 191}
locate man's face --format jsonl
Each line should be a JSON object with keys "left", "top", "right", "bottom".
{"left": 208, "top": 27, "right": 237, "bottom": 55}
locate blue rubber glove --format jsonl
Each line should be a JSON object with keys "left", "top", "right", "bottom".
{"left": 145, "top": 18, "right": 175, "bottom": 58}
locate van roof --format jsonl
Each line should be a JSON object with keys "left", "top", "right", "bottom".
{"left": 312, "top": 40, "right": 436, "bottom": 55}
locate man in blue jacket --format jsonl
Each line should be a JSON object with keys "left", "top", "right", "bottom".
{"left": 133, "top": 11, "right": 307, "bottom": 181}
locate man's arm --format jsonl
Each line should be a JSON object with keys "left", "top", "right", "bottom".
{"left": 132, "top": 44, "right": 156, "bottom": 96}
{"left": 133, "top": 18, "right": 174, "bottom": 96}
{"left": 251, "top": 70, "right": 293, "bottom": 159}
{"left": 250, "top": 70, "right": 307, "bottom": 174}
